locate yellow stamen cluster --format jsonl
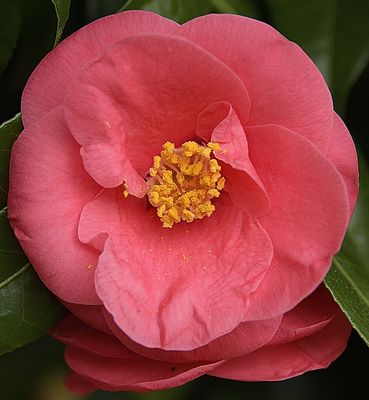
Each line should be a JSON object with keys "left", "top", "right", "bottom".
{"left": 146, "top": 141, "right": 225, "bottom": 228}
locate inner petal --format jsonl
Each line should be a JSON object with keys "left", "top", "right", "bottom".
{"left": 64, "top": 33, "right": 250, "bottom": 192}
{"left": 196, "top": 101, "right": 270, "bottom": 216}
{"left": 78, "top": 189, "right": 274, "bottom": 350}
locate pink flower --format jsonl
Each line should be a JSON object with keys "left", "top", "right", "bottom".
{"left": 8, "top": 11, "right": 357, "bottom": 394}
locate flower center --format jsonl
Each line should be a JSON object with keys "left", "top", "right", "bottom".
{"left": 146, "top": 141, "right": 225, "bottom": 228}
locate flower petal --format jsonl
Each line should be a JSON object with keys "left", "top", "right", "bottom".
{"left": 8, "top": 107, "right": 101, "bottom": 304}
{"left": 56, "top": 315, "right": 223, "bottom": 392}
{"left": 61, "top": 301, "right": 112, "bottom": 334}
{"left": 52, "top": 315, "right": 136, "bottom": 358}
{"left": 104, "top": 310, "right": 281, "bottom": 362}
{"left": 64, "top": 348, "right": 223, "bottom": 392}
{"left": 268, "top": 286, "right": 340, "bottom": 346}
{"left": 22, "top": 11, "right": 179, "bottom": 126}
{"left": 64, "top": 34, "right": 250, "bottom": 190}
{"left": 196, "top": 101, "right": 270, "bottom": 216}
{"left": 182, "top": 14, "right": 333, "bottom": 153}
{"left": 209, "top": 312, "right": 351, "bottom": 381}
{"left": 244, "top": 124, "right": 350, "bottom": 319}
{"left": 326, "top": 113, "right": 358, "bottom": 215}
{"left": 65, "top": 372, "right": 96, "bottom": 396}
{"left": 79, "top": 190, "right": 273, "bottom": 350}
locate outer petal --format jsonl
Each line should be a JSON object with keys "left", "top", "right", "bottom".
{"left": 268, "top": 286, "right": 340, "bottom": 345}
{"left": 210, "top": 313, "right": 351, "bottom": 381}
{"left": 61, "top": 301, "right": 112, "bottom": 334}
{"left": 326, "top": 113, "right": 359, "bottom": 215}
{"left": 244, "top": 124, "right": 350, "bottom": 319}
{"left": 79, "top": 190, "right": 273, "bottom": 350}
{"left": 65, "top": 373, "right": 96, "bottom": 396}
{"left": 7, "top": 107, "right": 101, "bottom": 304}
{"left": 54, "top": 315, "right": 223, "bottom": 392}
{"left": 181, "top": 14, "right": 333, "bottom": 153}
{"left": 196, "top": 102, "right": 270, "bottom": 216}
{"left": 104, "top": 310, "right": 281, "bottom": 362}
{"left": 52, "top": 315, "right": 136, "bottom": 358}
{"left": 64, "top": 34, "right": 250, "bottom": 191}
{"left": 65, "top": 346, "right": 223, "bottom": 392}
{"left": 210, "top": 289, "right": 351, "bottom": 381}
{"left": 21, "top": 11, "right": 179, "bottom": 126}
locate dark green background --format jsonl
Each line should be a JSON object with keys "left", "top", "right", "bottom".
{"left": 0, "top": 0, "right": 368, "bottom": 399}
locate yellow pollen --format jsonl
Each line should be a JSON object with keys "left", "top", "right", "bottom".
{"left": 207, "top": 142, "right": 221, "bottom": 151}
{"left": 123, "top": 183, "right": 129, "bottom": 198}
{"left": 217, "top": 177, "right": 226, "bottom": 190}
{"left": 146, "top": 141, "right": 226, "bottom": 228}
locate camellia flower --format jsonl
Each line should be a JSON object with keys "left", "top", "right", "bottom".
{"left": 8, "top": 11, "right": 358, "bottom": 394}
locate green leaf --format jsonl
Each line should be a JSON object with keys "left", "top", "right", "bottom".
{"left": 0, "top": 208, "right": 66, "bottom": 355}
{"left": 120, "top": 0, "right": 213, "bottom": 23}
{"left": 270, "top": 0, "right": 369, "bottom": 114}
{"left": 0, "top": 0, "right": 21, "bottom": 76}
{"left": 210, "top": 0, "right": 260, "bottom": 18}
{"left": 51, "top": 0, "right": 71, "bottom": 46}
{"left": 326, "top": 257, "right": 369, "bottom": 347}
{"left": 325, "top": 154, "right": 369, "bottom": 346}
{"left": 0, "top": 113, "right": 23, "bottom": 210}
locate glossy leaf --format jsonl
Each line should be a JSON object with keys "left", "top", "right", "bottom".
{"left": 270, "top": 0, "right": 369, "bottom": 114}
{"left": 210, "top": 0, "right": 260, "bottom": 17}
{"left": 120, "top": 0, "right": 213, "bottom": 23}
{"left": 0, "top": 0, "right": 21, "bottom": 76}
{"left": 0, "top": 208, "right": 66, "bottom": 355}
{"left": 0, "top": 113, "right": 22, "bottom": 209}
{"left": 51, "top": 0, "right": 71, "bottom": 46}
{"left": 325, "top": 155, "right": 369, "bottom": 346}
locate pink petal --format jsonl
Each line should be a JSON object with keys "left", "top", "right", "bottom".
{"left": 104, "top": 310, "right": 281, "bottom": 362}
{"left": 52, "top": 314, "right": 231, "bottom": 392}
{"left": 65, "top": 345, "right": 223, "bottom": 392}
{"left": 268, "top": 286, "right": 340, "bottom": 345}
{"left": 7, "top": 107, "right": 101, "bottom": 304}
{"left": 210, "top": 312, "right": 351, "bottom": 381}
{"left": 65, "top": 372, "right": 96, "bottom": 396}
{"left": 196, "top": 102, "right": 270, "bottom": 216}
{"left": 64, "top": 34, "right": 250, "bottom": 190}
{"left": 52, "top": 315, "right": 136, "bottom": 359}
{"left": 326, "top": 113, "right": 358, "bottom": 215}
{"left": 54, "top": 315, "right": 222, "bottom": 392}
{"left": 79, "top": 190, "right": 273, "bottom": 350}
{"left": 21, "top": 11, "right": 179, "bottom": 126}
{"left": 244, "top": 124, "right": 350, "bottom": 319}
{"left": 61, "top": 301, "right": 112, "bottom": 334}
{"left": 181, "top": 14, "right": 333, "bottom": 153}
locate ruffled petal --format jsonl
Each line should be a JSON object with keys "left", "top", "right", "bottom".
{"left": 326, "top": 113, "right": 358, "bottom": 215}
{"left": 244, "top": 124, "right": 350, "bottom": 319}
{"left": 22, "top": 11, "right": 179, "bottom": 126}
{"left": 64, "top": 34, "right": 250, "bottom": 191}
{"left": 196, "top": 102, "right": 270, "bottom": 216}
{"left": 268, "top": 286, "right": 340, "bottom": 345}
{"left": 55, "top": 315, "right": 223, "bottom": 392}
{"left": 78, "top": 189, "right": 273, "bottom": 350}
{"left": 104, "top": 310, "right": 281, "bottom": 362}
{"left": 8, "top": 107, "right": 100, "bottom": 304}
{"left": 65, "top": 346, "right": 223, "bottom": 392}
{"left": 181, "top": 14, "right": 333, "bottom": 153}
{"left": 210, "top": 312, "right": 351, "bottom": 381}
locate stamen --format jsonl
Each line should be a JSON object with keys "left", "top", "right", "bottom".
{"left": 146, "top": 141, "right": 226, "bottom": 228}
